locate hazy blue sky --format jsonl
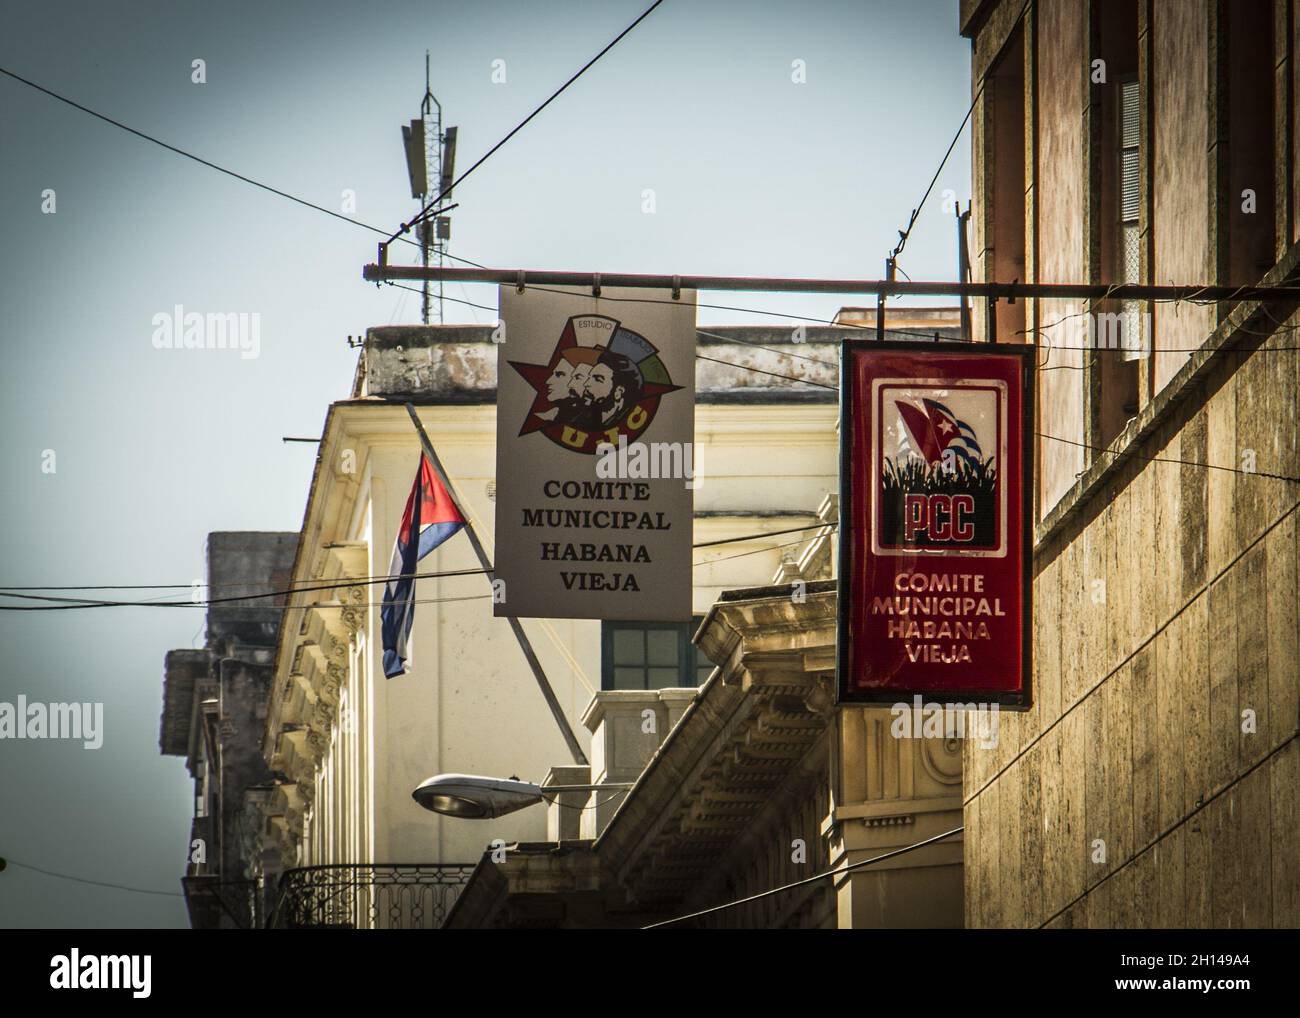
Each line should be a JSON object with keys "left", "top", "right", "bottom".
{"left": 0, "top": 0, "right": 970, "bottom": 926}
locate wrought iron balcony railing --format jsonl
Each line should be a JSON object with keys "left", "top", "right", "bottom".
{"left": 182, "top": 876, "right": 263, "bottom": 930}
{"left": 268, "top": 863, "right": 477, "bottom": 929}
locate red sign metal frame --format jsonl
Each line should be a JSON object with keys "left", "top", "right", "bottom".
{"left": 837, "top": 340, "right": 1034, "bottom": 709}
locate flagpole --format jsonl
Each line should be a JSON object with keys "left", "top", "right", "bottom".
{"left": 404, "top": 403, "right": 589, "bottom": 766}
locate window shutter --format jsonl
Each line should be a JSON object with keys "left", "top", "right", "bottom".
{"left": 1120, "top": 80, "right": 1140, "bottom": 223}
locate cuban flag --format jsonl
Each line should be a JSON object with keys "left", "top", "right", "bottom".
{"left": 381, "top": 455, "right": 466, "bottom": 678}
{"left": 895, "top": 397, "right": 983, "bottom": 468}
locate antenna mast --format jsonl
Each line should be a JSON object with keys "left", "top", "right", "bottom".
{"left": 420, "top": 54, "right": 439, "bottom": 323}
{"left": 401, "top": 53, "right": 457, "bottom": 324}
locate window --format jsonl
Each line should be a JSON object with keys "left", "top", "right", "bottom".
{"left": 1118, "top": 77, "right": 1144, "bottom": 362}
{"left": 983, "top": 23, "right": 1026, "bottom": 344}
{"left": 601, "top": 617, "right": 714, "bottom": 690}
{"left": 1093, "top": 0, "right": 1141, "bottom": 444}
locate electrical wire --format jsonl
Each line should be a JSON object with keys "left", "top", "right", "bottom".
{"left": 159, "top": 593, "right": 494, "bottom": 613}
{"left": 0, "top": 63, "right": 502, "bottom": 279}
{"left": 381, "top": 294, "right": 842, "bottom": 372}
{"left": 695, "top": 328, "right": 838, "bottom": 368}
{"left": 6, "top": 317, "right": 1291, "bottom": 611}
{"left": 458, "top": 310, "right": 1300, "bottom": 481}
{"left": 0, "top": 523, "right": 839, "bottom": 608}
{"left": 0, "top": 65, "right": 426, "bottom": 255}
{"left": 7, "top": 52, "right": 1295, "bottom": 363}
{"left": 889, "top": 0, "right": 1033, "bottom": 266}
{"left": 643, "top": 825, "right": 965, "bottom": 928}
{"left": 694, "top": 533, "right": 830, "bottom": 567}
{"left": 695, "top": 353, "right": 836, "bottom": 389}
{"left": 1037, "top": 730, "right": 1298, "bottom": 929}
{"left": 1038, "top": 433, "right": 1300, "bottom": 483}
{"left": 537, "top": 789, "right": 630, "bottom": 812}
{"left": 0, "top": 568, "right": 491, "bottom": 608}
{"left": 965, "top": 494, "right": 1300, "bottom": 810}
{"left": 391, "top": 0, "right": 665, "bottom": 241}
{"left": 381, "top": 280, "right": 498, "bottom": 315}
{"left": 391, "top": 276, "right": 1300, "bottom": 359}
{"left": 2, "top": 858, "right": 185, "bottom": 898}
{"left": 692, "top": 522, "right": 832, "bottom": 548}
{"left": 0, "top": 63, "right": 1294, "bottom": 580}
{"left": 4, "top": 316, "right": 1291, "bottom": 612}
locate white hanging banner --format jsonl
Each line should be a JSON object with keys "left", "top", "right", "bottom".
{"left": 493, "top": 285, "right": 697, "bottom": 621}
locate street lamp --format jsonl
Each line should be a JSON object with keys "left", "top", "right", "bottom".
{"left": 412, "top": 773, "right": 634, "bottom": 819}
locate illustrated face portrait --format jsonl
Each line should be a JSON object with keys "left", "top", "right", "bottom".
{"left": 567, "top": 362, "right": 593, "bottom": 400}
{"left": 509, "top": 318, "right": 676, "bottom": 451}
{"left": 585, "top": 363, "right": 616, "bottom": 407}
{"left": 544, "top": 359, "right": 574, "bottom": 402}
{"left": 587, "top": 351, "right": 643, "bottom": 426}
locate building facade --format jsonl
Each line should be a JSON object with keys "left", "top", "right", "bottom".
{"left": 960, "top": 0, "right": 1298, "bottom": 927}
{"left": 250, "top": 321, "right": 849, "bottom": 923}
{"left": 159, "top": 531, "right": 297, "bottom": 928}
{"left": 445, "top": 571, "right": 965, "bottom": 929}
{"left": 246, "top": 310, "right": 977, "bottom": 929}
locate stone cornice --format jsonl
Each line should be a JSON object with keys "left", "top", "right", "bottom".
{"left": 592, "top": 588, "right": 838, "bottom": 904}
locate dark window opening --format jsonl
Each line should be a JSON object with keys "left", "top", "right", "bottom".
{"left": 601, "top": 617, "right": 714, "bottom": 690}
{"left": 1096, "top": 1, "right": 1141, "bottom": 443}
{"left": 986, "top": 23, "right": 1026, "bottom": 344}
{"left": 1226, "top": 0, "right": 1275, "bottom": 283}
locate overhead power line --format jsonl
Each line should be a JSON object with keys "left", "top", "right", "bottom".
{"left": 0, "top": 567, "right": 489, "bottom": 609}
{"left": 889, "top": 0, "right": 1033, "bottom": 266}
{"left": 386, "top": 0, "right": 666, "bottom": 247}
{"left": 0, "top": 523, "right": 838, "bottom": 609}
{"left": 1038, "top": 433, "right": 1300, "bottom": 483}
{"left": 643, "top": 826, "right": 965, "bottom": 928}
{"left": 0, "top": 63, "right": 490, "bottom": 271}
{"left": 2, "top": 857, "right": 184, "bottom": 898}
{"left": 3, "top": 303, "right": 1292, "bottom": 610}
{"left": 10, "top": 62, "right": 1293, "bottom": 355}
{"left": 0, "top": 65, "right": 420, "bottom": 251}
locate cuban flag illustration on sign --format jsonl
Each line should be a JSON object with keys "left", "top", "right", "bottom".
{"left": 381, "top": 454, "right": 466, "bottom": 678}
{"left": 894, "top": 397, "right": 983, "bottom": 469}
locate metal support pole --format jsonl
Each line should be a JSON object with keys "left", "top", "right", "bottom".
{"left": 420, "top": 221, "right": 430, "bottom": 325}
{"left": 403, "top": 403, "right": 589, "bottom": 766}
{"left": 362, "top": 263, "right": 1300, "bottom": 305}
{"left": 957, "top": 204, "right": 973, "bottom": 342}
{"left": 878, "top": 258, "right": 895, "bottom": 341}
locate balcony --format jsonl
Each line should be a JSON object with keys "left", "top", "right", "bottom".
{"left": 268, "top": 864, "right": 476, "bottom": 929}
{"left": 182, "top": 876, "right": 263, "bottom": 930}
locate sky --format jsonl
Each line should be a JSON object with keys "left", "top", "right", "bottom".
{"left": 0, "top": 0, "right": 971, "bottom": 927}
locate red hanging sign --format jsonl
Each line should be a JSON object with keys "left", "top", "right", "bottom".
{"left": 838, "top": 341, "right": 1033, "bottom": 708}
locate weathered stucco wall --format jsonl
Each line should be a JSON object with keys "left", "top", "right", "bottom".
{"left": 963, "top": 316, "right": 1299, "bottom": 927}
{"left": 1036, "top": 0, "right": 1087, "bottom": 517}
{"left": 1152, "top": 0, "right": 1214, "bottom": 393}
{"left": 360, "top": 325, "right": 847, "bottom": 402}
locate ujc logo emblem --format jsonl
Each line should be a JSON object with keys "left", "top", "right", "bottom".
{"left": 508, "top": 314, "right": 682, "bottom": 455}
